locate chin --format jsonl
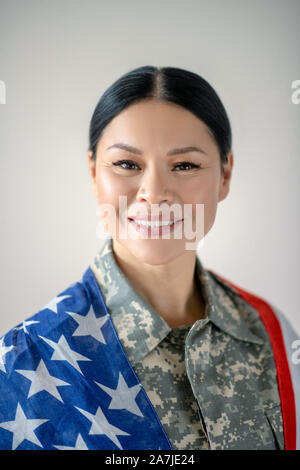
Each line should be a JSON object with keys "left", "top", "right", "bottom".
{"left": 124, "top": 239, "right": 188, "bottom": 266}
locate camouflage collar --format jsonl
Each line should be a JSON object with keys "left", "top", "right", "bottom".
{"left": 90, "top": 237, "right": 264, "bottom": 365}
{"left": 195, "top": 259, "right": 264, "bottom": 346}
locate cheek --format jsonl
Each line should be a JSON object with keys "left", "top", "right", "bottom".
{"left": 183, "top": 172, "right": 219, "bottom": 205}
{"left": 96, "top": 171, "right": 130, "bottom": 206}
{"left": 182, "top": 173, "right": 220, "bottom": 235}
{"left": 95, "top": 171, "right": 135, "bottom": 236}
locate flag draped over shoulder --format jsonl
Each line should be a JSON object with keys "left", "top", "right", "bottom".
{"left": 0, "top": 268, "right": 173, "bottom": 450}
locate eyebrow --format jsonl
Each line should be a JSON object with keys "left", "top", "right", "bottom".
{"left": 106, "top": 142, "right": 208, "bottom": 156}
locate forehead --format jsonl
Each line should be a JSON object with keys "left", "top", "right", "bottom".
{"left": 97, "top": 100, "right": 218, "bottom": 152}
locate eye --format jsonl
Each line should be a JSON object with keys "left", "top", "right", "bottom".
{"left": 173, "top": 162, "right": 201, "bottom": 171}
{"left": 112, "top": 160, "right": 140, "bottom": 170}
{"left": 112, "top": 160, "right": 201, "bottom": 172}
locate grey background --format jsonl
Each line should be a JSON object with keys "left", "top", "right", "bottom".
{"left": 0, "top": 0, "right": 299, "bottom": 335}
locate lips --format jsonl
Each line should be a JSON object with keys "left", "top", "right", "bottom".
{"left": 128, "top": 214, "right": 179, "bottom": 223}
{"left": 128, "top": 217, "right": 182, "bottom": 236}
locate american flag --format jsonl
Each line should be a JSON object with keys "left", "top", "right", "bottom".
{"left": 0, "top": 268, "right": 173, "bottom": 450}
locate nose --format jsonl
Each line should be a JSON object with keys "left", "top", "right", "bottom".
{"left": 136, "top": 164, "right": 174, "bottom": 205}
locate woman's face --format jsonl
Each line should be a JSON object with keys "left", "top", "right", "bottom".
{"left": 88, "top": 99, "right": 233, "bottom": 265}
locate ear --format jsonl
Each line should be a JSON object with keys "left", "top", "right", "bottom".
{"left": 218, "top": 152, "right": 234, "bottom": 202}
{"left": 87, "top": 151, "right": 98, "bottom": 198}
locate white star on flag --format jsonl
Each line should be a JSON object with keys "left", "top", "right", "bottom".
{"left": 75, "top": 405, "right": 130, "bottom": 450}
{"left": 15, "top": 319, "right": 40, "bottom": 334}
{"left": 95, "top": 372, "right": 143, "bottom": 417}
{"left": 54, "top": 433, "right": 89, "bottom": 450}
{"left": 39, "top": 335, "right": 91, "bottom": 374}
{"left": 66, "top": 306, "right": 109, "bottom": 344}
{"left": 0, "top": 403, "right": 48, "bottom": 449}
{"left": 15, "top": 359, "right": 70, "bottom": 402}
{"left": 0, "top": 337, "right": 14, "bottom": 373}
{"left": 42, "top": 295, "right": 72, "bottom": 314}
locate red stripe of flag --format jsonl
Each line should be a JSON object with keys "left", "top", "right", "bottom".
{"left": 210, "top": 271, "right": 296, "bottom": 450}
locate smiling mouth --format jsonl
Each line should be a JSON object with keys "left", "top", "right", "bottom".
{"left": 128, "top": 218, "right": 177, "bottom": 227}
{"left": 128, "top": 218, "right": 183, "bottom": 236}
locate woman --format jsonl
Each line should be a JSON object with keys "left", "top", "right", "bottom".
{"left": 0, "top": 66, "right": 299, "bottom": 451}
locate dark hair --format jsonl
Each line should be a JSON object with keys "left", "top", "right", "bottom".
{"left": 88, "top": 65, "right": 232, "bottom": 169}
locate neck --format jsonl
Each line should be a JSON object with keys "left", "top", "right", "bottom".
{"left": 111, "top": 239, "right": 205, "bottom": 327}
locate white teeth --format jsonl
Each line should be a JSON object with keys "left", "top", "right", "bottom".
{"left": 133, "top": 220, "right": 175, "bottom": 227}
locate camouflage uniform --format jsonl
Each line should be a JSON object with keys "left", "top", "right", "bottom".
{"left": 90, "top": 236, "right": 284, "bottom": 450}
